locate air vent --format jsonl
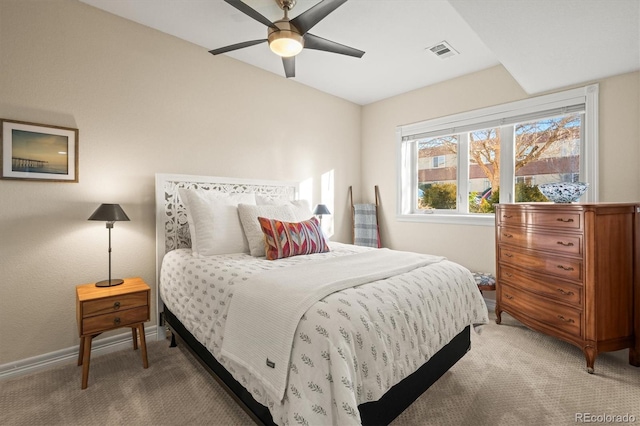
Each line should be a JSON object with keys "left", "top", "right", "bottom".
{"left": 427, "top": 41, "right": 458, "bottom": 59}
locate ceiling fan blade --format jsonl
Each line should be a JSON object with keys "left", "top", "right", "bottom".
{"left": 224, "top": 0, "right": 279, "bottom": 30}
{"left": 303, "top": 33, "right": 364, "bottom": 58}
{"left": 290, "top": 0, "right": 348, "bottom": 35}
{"left": 209, "top": 39, "right": 267, "bottom": 55}
{"left": 282, "top": 56, "right": 295, "bottom": 78}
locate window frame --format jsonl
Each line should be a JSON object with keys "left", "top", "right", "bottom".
{"left": 396, "top": 84, "right": 599, "bottom": 226}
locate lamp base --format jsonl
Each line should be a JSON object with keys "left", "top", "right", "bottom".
{"left": 95, "top": 278, "right": 124, "bottom": 287}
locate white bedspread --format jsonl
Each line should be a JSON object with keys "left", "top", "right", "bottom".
{"left": 221, "top": 249, "right": 445, "bottom": 402}
{"left": 160, "top": 242, "right": 489, "bottom": 425}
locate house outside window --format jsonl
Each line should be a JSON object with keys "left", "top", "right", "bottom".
{"left": 396, "top": 84, "right": 598, "bottom": 226}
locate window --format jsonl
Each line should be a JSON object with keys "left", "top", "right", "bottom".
{"left": 397, "top": 85, "right": 598, "bottom": 225}
{"left": 432, "top": 155, "right": 445, "bottom": 168}
{"left": 515, "top": 176, "right": 533, "bottom": 185}
{"left": 418, "top": 137, "right": 457, "bottom": 210}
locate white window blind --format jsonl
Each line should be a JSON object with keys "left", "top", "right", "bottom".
{"left": 399, "top": 87, "right": 589, "bottom": 142}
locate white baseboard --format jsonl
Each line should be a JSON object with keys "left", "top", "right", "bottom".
{"left": 0, "top": 325, "right": 158, "bottom": 381}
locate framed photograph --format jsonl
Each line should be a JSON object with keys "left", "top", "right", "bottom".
{"left": 1, "top": 119, "right": 78, "bottom": 182}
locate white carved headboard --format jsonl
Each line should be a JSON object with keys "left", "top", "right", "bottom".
{"left": 154, "top": 173, "right": 299, "bottom": 340}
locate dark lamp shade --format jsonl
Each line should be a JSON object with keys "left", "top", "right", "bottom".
{"left": 88, "top": 204, "right": 130, "bottom": 222}
{"left": 313, "top": 204, "right": 331, "bottom": 216}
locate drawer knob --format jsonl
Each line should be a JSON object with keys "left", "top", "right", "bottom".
{"left": 556, "top": 218, "right": 574, "bottom": 223}
{"left": 504, "top": 253, "right": 513, "bottom": 258}
{"left": 114, "top": 317, "right": 121, "bottom": 325}
{"left": 557, "top": 288, "right": 575, "bottom": 296}
{"left": 505, "top": 272, "right": 514, "bottom": 277}
{"left": 503, "top": 233, "right": 513, "bottom": 238}
{"left": 556, "top": 265, "right": 574, "bottom": 271}
{"left": 113, "top": 301, "right": 121, "bottom": 310}
{"left": 557, "top": 315, "right": 575, "bottom": 324}
{"left": 557, "top": 241, "right": 574, "bottom": 247}
{"left": 503, "top": 214, "right": 513, "bottom": 219}
{"left": 504, "top": 294, "right": 514, "bottom": 300}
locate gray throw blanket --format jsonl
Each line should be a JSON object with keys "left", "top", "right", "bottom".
{"left": 353, "top": 203, "right": 379, "bottom": 247}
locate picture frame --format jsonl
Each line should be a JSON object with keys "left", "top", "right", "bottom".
{"left": 1, "top": 119, "right": 79, "bottom": 182}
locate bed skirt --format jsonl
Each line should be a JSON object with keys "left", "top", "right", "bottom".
{"left": 162, "top": 307, "right": 471, "bottom": 426}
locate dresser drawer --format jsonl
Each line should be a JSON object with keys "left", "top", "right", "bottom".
{"left": 528, "top": 210, "right": 582, "bottom": 230}
{"left": 500, "top": 284, "right": 582, "bottom": 337}
{"left": 498, "top": 265, "right": 582, "bottom": 306}
{"left": 496, "top": 208, "right": 526, "bottom": 227}
{"left": 81, "top": 292, "right": 148, "bottom": 318}
{"left": 498, "top": 226, "right": 582, "bottom": 255}
{"left": 81, "top": 306, "right": 150, "bottom": 335}
{"left": 499, "top": 247, "right": 582, "bottom": 282}
{"left": 497, "top": 206, "right": 582, "bottom": 231}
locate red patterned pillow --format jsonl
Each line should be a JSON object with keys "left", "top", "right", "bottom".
{"left": 258, "top": 216, "right": 330, "bottom": 260}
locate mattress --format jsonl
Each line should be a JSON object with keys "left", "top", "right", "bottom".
{"left": 160, "top": 241, "right": 489, "bottom": 425}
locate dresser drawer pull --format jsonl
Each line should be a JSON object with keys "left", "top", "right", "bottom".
{"left": 557, "top": 315, "right": 575, "bottom": 324}
{"left": 504, "top": 253, "right": 514, "bottom": 258}
{"left": 504, "top": 294, "right": 514, "bottom": 300}
{"left": 556, "top": 265, "right": 574, "bottom": 271}
{"left": 502, "top": 214, "right": 513, "bottom": 219}
{"left": 505, "top": 272, "right": 514, "bottom": 277}
{"left": 114, "top": 317, "right": 121, "bottom": 325}
{"left": 556, "top": 218, "right": 574, "bottom": 223}
{"left": 556, "top": 241, "right": 574, "bottom": 247}
{"left": 113, "top": 301, "right": 121, "bottom": 310}
{"left": 557, "top": 288, "right": 575, "bottom": 296}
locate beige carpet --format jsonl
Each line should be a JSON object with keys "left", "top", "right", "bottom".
{"left": 1, "top": 313, "right": 639, "bottom": 426}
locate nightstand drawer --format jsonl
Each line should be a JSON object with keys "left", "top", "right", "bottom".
{"left": 82, "top": 292, "right": 147, "bottom": 317}
{"left": 81, "top": 306, "right": 149, "bottom": 335}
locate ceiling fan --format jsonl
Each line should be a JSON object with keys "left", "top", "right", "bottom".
{"left": 209, "top": 0, "right": 365, "bottom": 78}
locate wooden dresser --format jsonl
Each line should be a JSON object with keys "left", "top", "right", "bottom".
{"left": 495, "top": 203, "right": 639, "bottom": 373}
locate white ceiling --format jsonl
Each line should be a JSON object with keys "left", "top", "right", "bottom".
{"left": 79, "top": 0, "right": 639, "bottom": 105}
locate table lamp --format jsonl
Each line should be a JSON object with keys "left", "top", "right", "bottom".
{"left": 88, "top": 203, "right": 130, "bottom": 287}
{"left": 312, "top": 204, "right": 331, "bottom": 225}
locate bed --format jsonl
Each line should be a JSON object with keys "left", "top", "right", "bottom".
{"left": 155, "top": 173, "right": 489, "bottom": 425}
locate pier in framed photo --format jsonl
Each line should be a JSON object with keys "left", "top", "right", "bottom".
{"left": 1, "top": 119, "right": 78, "bottom": 182}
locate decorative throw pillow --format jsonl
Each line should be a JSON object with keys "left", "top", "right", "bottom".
{"left": 237, "top": 203, "right": 298, "bottom": 257}
{"left": 178, "top": 188, "right": 256, "bottom": 256}
{"left": 258, "top": 216, "right": 329, "bottom": 260}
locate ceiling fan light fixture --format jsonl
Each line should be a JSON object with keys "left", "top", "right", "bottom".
{"left": 267, "top": 20, "right": 304, "bottom": 58}
{"left": 269, "top": 37, "right": 303, "bottom": 57}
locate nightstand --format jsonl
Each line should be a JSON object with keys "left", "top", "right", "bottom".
{"left": 76, "top": 277, "right": 150, "bottom": 389}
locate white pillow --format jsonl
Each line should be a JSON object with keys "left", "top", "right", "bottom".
{"left": 237, "top": 203, "right": 297, "bottom": 257}
{"left": 178, "top": 188, "right": 256, "bottom": 256}
{"left": 289, "top": 199, "right": 313, "bottom": 221}
{"left": 255, "top": 195, "right": 313, "bottom": 222}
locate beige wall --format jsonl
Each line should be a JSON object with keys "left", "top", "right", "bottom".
{"left": 2, "top": 0, "right": 638, "bottom": 368}
{"left": 361, "top": 66, "right": 640, "bottom": 272}
{"left": 0, "top": 0, "right": 361, "bottom": 364}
